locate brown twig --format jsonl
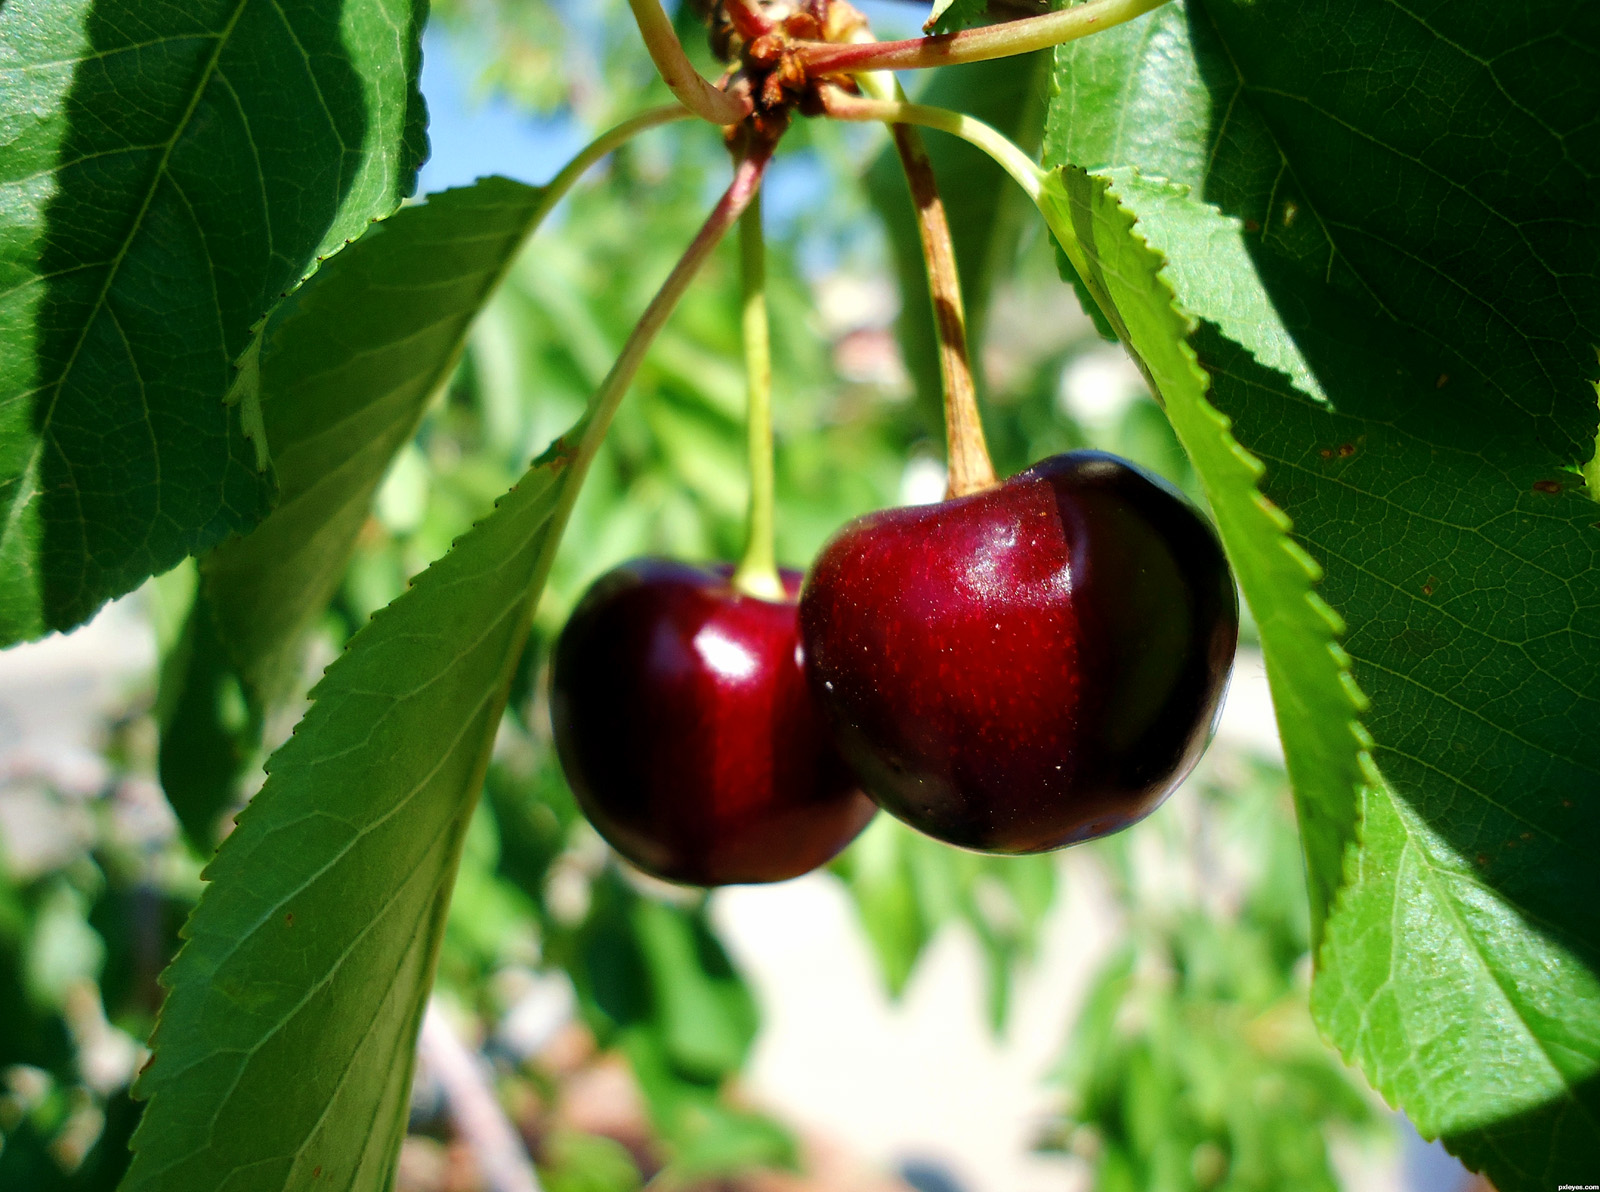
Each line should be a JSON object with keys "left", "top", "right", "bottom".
{"left": 419, "top": 1002, "right": 542, "bottom": 1192}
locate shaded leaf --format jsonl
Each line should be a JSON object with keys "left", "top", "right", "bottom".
{"left": 1031, "top": 165, "right": 1367, "bottom": 935}
{"left": 209, "top": 177, "right": 554, "bottom": 710}
{"left": 0, "top": 0, "right": 428, "bottom": 642}
{"left": 1042, "top": 3, "right": 1600, "bottom": 1183}
{"left": 155, "top": 598, "right": 255, "bottom": 848}
{"left": 1048, "top": 0, "right": 1600, "bottom": 459}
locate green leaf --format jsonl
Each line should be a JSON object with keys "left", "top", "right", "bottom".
{"left": 122, "top": 439, "right": 575, "bottom": 1192}
{"left": 1042, "top": 3, "right": 1600, "bottom": 1183}
{"left": 157, "top": 179, "right": 556, "bottom": 845}
{"left": 1048, "top": 0, "right": 1600, "bottom": 460}
{"left": 831, "top": 818, "right": 936, "bottom": 997}
{"left": 924, "top": 0, "right": 991, "bottom": 35}
{"left": 1209, "top": 314, "right": 1600, "bottom": 1180}
{"left": 571, "top": 874, "right": 757, "bottom": 1085}
{"left": 563, "top": 870, "right": 790, "bottom": 1178}
{"left": 209, "top": 178, "right": 554, "bottom": 708}
{"left": 156, "top": 597, "right": 256, "bottom": 848}
{"left": 867, "top": 53, "right": 1050, "bottom": 427}
{"left": 1033, "top": 166, "right": 1367, "bottom": 936}
{"left": 833, "top": 815, "right": 1056, "bottom": 1029}
{"left": 0, "top": 0, "right": 428, "bottom": 643}
{"left": 538, "top": 1132, "right": 642, "bottom": 1192}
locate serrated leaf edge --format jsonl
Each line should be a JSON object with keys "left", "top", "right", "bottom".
{"left": 1066, "top": 162, "right": 1376, "bottom": 939}
{"left": 1085, "top": 166, "right": 1599, "bottom": 1180}
{"left": 124, "top": 457, "right": 557, "bottom": 1190}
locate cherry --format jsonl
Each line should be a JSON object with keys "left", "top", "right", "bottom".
{"left": 798, "top": 450, "right": 1237, "bottom": 854}
{"left": 550, "top": 558, "right": 876, "bottom": 885}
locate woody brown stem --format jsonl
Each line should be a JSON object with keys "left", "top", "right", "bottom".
{"left": 889, "top": 124, "right": 997, "bottom": 498}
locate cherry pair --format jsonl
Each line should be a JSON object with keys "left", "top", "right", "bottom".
{"left": 550, "top": 450, "right": 1238, "bottom": 886}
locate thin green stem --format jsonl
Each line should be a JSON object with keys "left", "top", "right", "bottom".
{"left": 530, "top": 151, "right": 774, "bottom": 589}
{"left": 794, "top": 0, "right": 1169, "bottom": 73}
{"left": 821, "top": 90, "right": 1046, "bottom": 200}
{"left": 731, "top": 192, "right": 785, "bottom": 600}
{"left": 535, "top": 105, "right": 695, "bottom": 225}
{"left": 626, "top": 0, "right": 750, "bottom": 124}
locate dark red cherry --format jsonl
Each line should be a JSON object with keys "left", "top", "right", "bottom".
{"left": 798, "top": 450, "right": 1237, "bottom": 854}
{"left": 550, "top": 558, "right": 876, "bottom": 886}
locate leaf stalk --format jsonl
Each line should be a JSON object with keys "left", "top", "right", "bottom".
{"left": 626, "top": 0, "right": 751, "bottom": 124}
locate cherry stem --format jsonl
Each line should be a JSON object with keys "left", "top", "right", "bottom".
{"left": 820, "top": 89, "right": 1047, "bottom": 198}
{"left": 531, "top": 149, "right": 774, "bottom": 587}
{"left": 849, "top": 66, "right": 994, "bottom": 498}
{"left": 626, "top": 0, "right": 751, "bottom": 124}
{"left": 820, "top": 89, "right": 1138, "bottom": 393}
{"left": 731, "top": 192, "right": 786, "bottom": 600}
{"left": 896, "top": 132, "right": 997, "bottom": 497}
{"left": 794, "top": 0, "right": 1168, "bottom": 73}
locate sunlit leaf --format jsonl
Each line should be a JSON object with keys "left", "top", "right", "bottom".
{"left": 125, "top": 437, "right": 576, "bottom": 1192}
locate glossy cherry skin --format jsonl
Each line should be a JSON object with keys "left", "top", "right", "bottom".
{"left": 798, "top": 451, "right": 1237, "bottom": 854}
{"left": 550, "top": 558, "right": 876, "bottom": 886}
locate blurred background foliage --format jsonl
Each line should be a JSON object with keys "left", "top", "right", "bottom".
{"left": 0, "top": 0, "right": 1403, "bottom": 1189}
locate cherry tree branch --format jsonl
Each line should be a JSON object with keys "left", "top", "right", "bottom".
{"left": 793, "top": 0, "right": 1169, "bottom": 73}
{"left": 419, "top": 1002, "right": 541, "bottom": 1192}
